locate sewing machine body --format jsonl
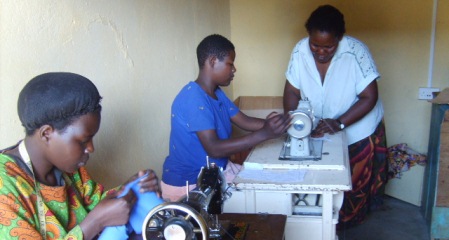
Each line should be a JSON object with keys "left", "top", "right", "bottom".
{"left": 142, "top": 163, "right": 229, "bottom": 240}
{"left": 280, "top": 99, "right": 323, "bottom": 161}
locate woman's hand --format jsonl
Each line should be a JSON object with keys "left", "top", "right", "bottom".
{"left": 125, "top": 169, "right": 161, "bottom": 197}
{"left": 260, "top": 112, "right": 292, "bottom": 139}
{"left": 311, "top": 118, "right": 341, "bottom": 137}
{"left": 79, "top": 190, "right": 136, "bottom": 239}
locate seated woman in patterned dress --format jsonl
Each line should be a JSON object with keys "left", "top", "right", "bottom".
{"left": 0, "top": 72, "right": 160, "bottom": 239}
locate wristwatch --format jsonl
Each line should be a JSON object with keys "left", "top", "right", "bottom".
{"left": 336, "top": 119, "right": 345, "bottom": 130}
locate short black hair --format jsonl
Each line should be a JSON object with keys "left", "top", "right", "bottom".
{"left": 196, "top": 34, "right": 235, "bottom": 69}
{"left": 18, "top": 72, "right": 102, "bottom": 136}
{"left": 305, "top": 5, "right": 346, "bottom": 39}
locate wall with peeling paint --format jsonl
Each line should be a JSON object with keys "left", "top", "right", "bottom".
{"left": 0, "top": 0, "right": 231, "bottom": 188}
{"left": 3, "top": 1, "right": 448, "bottom": 198}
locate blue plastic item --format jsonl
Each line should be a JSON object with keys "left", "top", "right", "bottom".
{"left": 98, "top": 173, "right": 164, "bottom": 239}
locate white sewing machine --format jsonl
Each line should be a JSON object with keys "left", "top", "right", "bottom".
{"left": 279, "top": 98, "right": 323, "bottom": 160}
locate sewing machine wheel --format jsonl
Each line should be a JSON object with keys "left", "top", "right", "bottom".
{"left": 288, "top": 111, "right": 313, "bottom": 139}
{"left": 141, "top": 202, "right": 208, "bottom": 240}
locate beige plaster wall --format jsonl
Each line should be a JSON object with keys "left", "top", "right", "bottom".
{"left": 0, "top": 0, "right": 231, "bottom": 188}
{"left": 1, "top": 0, "right": 448, "bottom": 190}
{"left": 229, "top": 0, "right": 449, "bottom": 154}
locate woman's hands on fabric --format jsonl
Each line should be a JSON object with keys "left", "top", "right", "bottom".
{"left": 125, "top": 169, "right": 161, "bottom": 197}
{"left": 99, "top": 191, "right": 136, "bottom": 225}
{"left": 311, "top": 118, "right": 341, "bottom": 137}
{"left": 261, "top": 112, "right": 292, "bottom": 138}
{"left": 80, "top": 190, "right": 136, "bottom": 239}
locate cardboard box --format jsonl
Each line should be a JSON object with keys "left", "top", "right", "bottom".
{"left": 385, "top": 165, "right": 425, "bottom": 206}
{"left": 232, "top": 96, "right": 283, "bottom": 136}
{"left": 234, "top": 96, "right": 283, "bottom": 111}
{"left": 431, "top": 88, "right": 449, "bottom": 104}
{"left": 230, "top": 96, "right": 283, "bottom": 164}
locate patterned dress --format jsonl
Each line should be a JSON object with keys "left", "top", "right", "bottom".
{"left": 0, "top": 153, "right": 115, "bottom": 240}
{"left": 338, "top": 120, "right": 388, "bottom": 228}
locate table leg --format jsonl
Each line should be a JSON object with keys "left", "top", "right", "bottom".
{"left": 322, "top": 191, "right": 333, "bottom": 240}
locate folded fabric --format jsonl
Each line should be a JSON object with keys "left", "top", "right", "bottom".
{"left": 387, "top": 143, "right": 426, "bottom": 179}
{"left": 98, "top": 174, "right": 164, "bottom": 239}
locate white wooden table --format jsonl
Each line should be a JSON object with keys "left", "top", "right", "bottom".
{"left": 224, "top": 132, "right": 352, "bottom": 240}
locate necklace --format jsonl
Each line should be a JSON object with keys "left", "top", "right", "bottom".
{"left": 18, "top": 140, "right": 47, "bottom": 240}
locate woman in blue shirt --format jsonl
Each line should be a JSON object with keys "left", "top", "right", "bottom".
{"left": 162, "top": 34, "right": 291, "bottom": 202}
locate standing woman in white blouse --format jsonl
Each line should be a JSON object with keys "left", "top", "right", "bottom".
{"left": 283, "top": 5, "right": 388, "bottom": 229}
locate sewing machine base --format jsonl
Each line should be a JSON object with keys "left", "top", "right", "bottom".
{"left": 279, "top": 135, "right": 323, "bottom": 161}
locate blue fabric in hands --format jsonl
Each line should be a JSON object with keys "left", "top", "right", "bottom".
{"left": 128, "top": 189, "right": 164, "bottom": 234}
{"left": 118, "top": 173, "right": 149, "bottom": 198}
{"left": 97, "top": 225, "right": 130, "bottom": 240}
{"left": 98, "top": 173, "right": 164, "bottom": 239}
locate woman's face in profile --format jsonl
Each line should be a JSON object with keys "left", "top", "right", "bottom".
{"left": 47, "top": 112, "right": 101, "bottom": 173}
{"left": 213, "top": 50, "right": 236, "bottom": 87}
{"left": 308, "top": 30, "right": 340, "bottom": 64}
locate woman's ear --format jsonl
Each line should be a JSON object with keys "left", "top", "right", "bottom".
{"left": 207, "top": 55, "right": 218, "bottom": 68}
{"left": 38, "top": 125, "right": 55, "bottom": 143}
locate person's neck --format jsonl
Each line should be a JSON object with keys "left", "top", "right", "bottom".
{"left": 23, "top": 137, "right": 57, "bottom": 186}
{"left": 314, "top": 60, "right": 331, "bottom": 84}
{"left": 195, "top": 76, "right": 217, "bottom": 99}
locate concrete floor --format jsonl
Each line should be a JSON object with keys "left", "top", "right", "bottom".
{"left": 337, "top": 195, "right": 430, "bottom": 240}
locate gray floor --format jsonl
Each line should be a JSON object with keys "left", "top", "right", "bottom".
{"left": 337, "top": 195, "right": 430, "bottom": 240}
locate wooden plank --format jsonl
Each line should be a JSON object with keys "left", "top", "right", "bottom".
{"left": 234, "top": 96, "right": 283, "bottom": 110}
{"left": 423, "top": 104, "right": 449, "bottom": 223}
{"left": 219, "top": 213, "right": 287, "bottom": 240}
{"left": 437, "top": 110, "right": 449, "bottom": 207}
{"left": 431, "top": 207, "right": 449, "bottom": 238}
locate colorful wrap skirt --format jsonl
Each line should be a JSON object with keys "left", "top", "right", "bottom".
{"left": 338, "top": 120, "right": 388, "bottom": 229}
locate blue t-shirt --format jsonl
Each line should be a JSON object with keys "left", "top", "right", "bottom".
{"left": 162, "top": 81, "right": 239, "bottom": 186}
